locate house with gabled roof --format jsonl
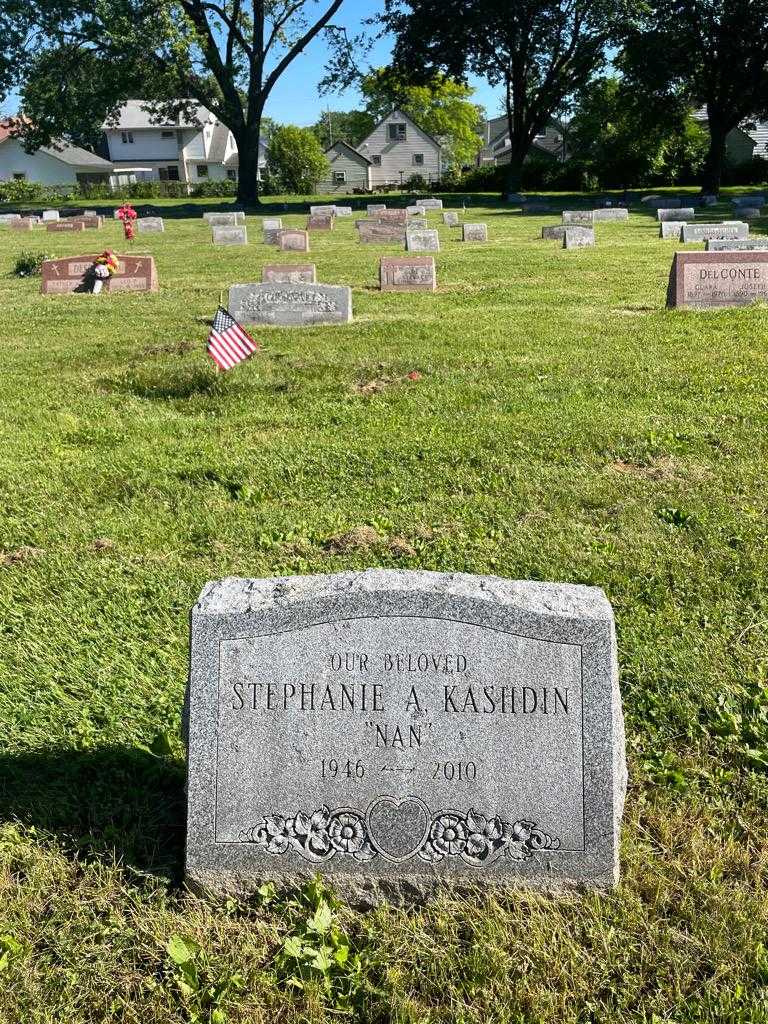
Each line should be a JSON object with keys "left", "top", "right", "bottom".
{"left": 355, "top": 109, "right": 443, "bottom": 187}
{"left": 476, "top": 115, "right": 569, "bottom": 166}
{"left": 0, "top": 120, "right": 114, "bottom": 185}
{"left": 319, "top": 140, "right": 372, "bottom": 193}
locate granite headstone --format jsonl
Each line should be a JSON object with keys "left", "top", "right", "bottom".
{"left": 462, "top": 223, "right": 488, "bottom": 242}
{"left": 278, "top": 230, "right": 310, "bottom": 252}
{"left": 138, "top": 217, "right": 164, "bottom": 233}
{"left": 563, "top": 226, "right": 595, "bottom": 248}
{"left": 228, "top": 283, "right": 352, "bottom": 325}
{"left": 185, "top": 569, "right": 626, "bottom": 902}
{"left": 262, "top": 264, "right": 317, "bottom": 284}
{"left": 406, "top": 229, "right": 440, "bottom": 252}
{"left": 380, "top": 256, "right": 436, "bottom": 292}
{"left": 666, "top": 250, "right": 768, "bottom": 308}
{"left": 681, "top": 222, "right": 748, "bottom": 242}
{"left": 213, "top": 225, "right": 248, "bottom": 246}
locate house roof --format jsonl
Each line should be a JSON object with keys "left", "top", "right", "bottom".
{"left": 0, "top": 121, "right": 113, "bottom": 169}
{"left": 325, "top": 139, "right": 372, "bottom": 164}
{"left": 358, "top": 108, "right": 443, "bottom": 151}
{"left": 104, "top": 100, "right": 214, "bottom": 130}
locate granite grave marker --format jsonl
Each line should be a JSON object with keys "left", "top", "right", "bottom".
{"left": 462, "top": 223, "right": 487, "bottom": 242}
{"left": 666, "top": 250, "right": 768, "bottom": 308}
{"left": 213, "top": 225, "right": 248, "bottom": 246}
{"left": 380, "top": 256, "right": 436, "bottom": 292}
{"left": 406, "top": 228, "right": 440, "bottom": 252}
{"left": 681, "top": 222, "right": 748, "bottom": 242}
{"left": 228, "top": 283, "right": 351, "bottom": 325}
{"left": 278, "top": 230, "right": 310, "bottom": 252}
{"left": 262, "top": 264, "right": 317, "bottom": 284}
{"left": 563, "top": 226, "right": 595, "bottom": 248}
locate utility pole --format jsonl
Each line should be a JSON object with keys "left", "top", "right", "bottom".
{"left": 327, "top": 108, "right": 333, "bottom": 148}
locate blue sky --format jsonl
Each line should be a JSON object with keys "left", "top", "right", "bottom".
{"left": 1, "top": 1, "right": 506, "bottom": 124}
{"left": 265, "top": 0, "right": 505, "bottom": 125}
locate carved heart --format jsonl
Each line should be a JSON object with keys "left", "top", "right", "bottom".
{"left": 365, "top": 795, "right": 431, "bottom": 863}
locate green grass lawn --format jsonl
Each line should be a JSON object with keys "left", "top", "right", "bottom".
{"left": 0, "top": 192, "right": 767, "bottom": 1023}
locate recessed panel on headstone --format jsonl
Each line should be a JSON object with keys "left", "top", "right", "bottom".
{"left": 262, "top": 264, "right": 317, "bottom": 284}
{"left": 185, "top": 569, "right": 626, "bottom": 902}
{"left": 213, "top": 225, "right": 248, "bottom": 246}
{"left": 666, "top": 250, "right": 768, "bottom": 308}
{"left": 380, "top": 256, "right": 436, "bottom": 292}
{"left": 228, "top": 282, "right": 351, "bottom": 325}
{"left": 462, "top": 223, "right": 487, "bottom": 242}
{"left": 681, "top": 222, "right": 748, "bottom": 242}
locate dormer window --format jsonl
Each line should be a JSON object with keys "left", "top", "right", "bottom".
{"left": 388, "top": 123, "right": 407, "bottom": 142}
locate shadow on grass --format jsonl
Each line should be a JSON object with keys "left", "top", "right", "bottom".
{"left": 0, "top": 746, "right": 186, "bottom": 879}
{"left": 104, "top": 364, "right": 235, "bottom": 401}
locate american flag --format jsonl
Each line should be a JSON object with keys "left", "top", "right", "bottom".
{"left": 207, "top": 307, "right": 259, "bottom": 371}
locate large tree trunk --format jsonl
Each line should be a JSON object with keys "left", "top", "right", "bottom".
{"left": 235, "top": 120, "right": 263, "bottom": 206}
{"left": 504, "top": 152, "right": 526, "bottom": 193}
{"left": 701, "top": 108, "right": 728, "bottom": 194}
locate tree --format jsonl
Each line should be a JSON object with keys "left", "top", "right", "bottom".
{"left": 359, "top": 68, "right": 483, "bottom": 169}
{"left": 267, "top": 125, "right": 329, "bottom": 193}
{"left": 310, "top": 109, "right": 376, "bottom": 149}
{"left": 1, "top": 0, "right": 348, "bottom": 205}
{"left": 379, "top": 0, "right": 623, "bottom": 192}
{"left": 569, "top": 75, "right": 706, "bottom": 187}
{"left": 621, "top": 0, "right": 768, "bottom": 194}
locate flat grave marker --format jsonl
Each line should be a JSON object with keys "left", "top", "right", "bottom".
{"left": 380, "top": 256, "right": 436, "bottom": 292}
{"left": 185, "top": 569, "right": 627, "bottom": 901}
{"left": 667, "top": 250, "right": 768, "bottom": 308}
{"left": 228, "top": 282, "right": 352, "bottom": 326}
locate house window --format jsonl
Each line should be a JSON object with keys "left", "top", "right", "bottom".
{"left": 161, "top": 130, "right": 175, "bottom": 139}
{"left": 388, "top": 122, "right": 407, "bottom": 142}
{"left": 333, "top": 170, "right": 347, "bottom": 184}
{"left": 413, "top": 153, "right": 424, "bottom": 166}
{"left": 372, "top": 155, "right": 382, "bottom": 166}
{"left": 12, "top": 172, "right": 26, "bottom": 180}
{"left": 121, "top": 131, "right": 134, "bottom": 144}
{"left": 159, "top": 166, "right": 180, "bottom": 181}
{"left": 226, "top": 169, "right": 237, "bottom": 181}
{"left": 197, "top": 164, "right": 209, "bottom": 178}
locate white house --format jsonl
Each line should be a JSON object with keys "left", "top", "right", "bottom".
{"left": 356, "top": 109, "right": 442, "bottom": 187}
{"left": 477, "top": 115, "right": 569, "bottom": 166}
{"left": 0, "top": 121, "right": 114, "bottom": 184}
{"left": 103, "top": 101, "right": 266, "bottom": 187}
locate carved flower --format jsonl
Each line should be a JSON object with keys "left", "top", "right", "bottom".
{"left": 464, "top": 810, "right": 507, "bottom": 861}
{"left": 290, "top": 806, "right": 332, "bottom": 857}
{"left": 252, "top": 814, "right": 290, "bottom": 854}
{"left": 429, "top": 813, "right": 468, "bottom": 856}
{"left": 328, "top": 812, "right": 367, "bottom": 854}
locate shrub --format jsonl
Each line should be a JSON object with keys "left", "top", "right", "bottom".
{"left": 267, "top": 126, "right": 329, "bottom": 193}
{"left": 0, "top": 179, "right": 47, "bottom": 204}
{"left": 404, "top": 173, "right": 427, "bottom": 192}
{"left": 190, "top": 180, "right": 237, "bottom": 198}
{"left": 724, "top": 156, "right": 768, "bottom": 186}
{"left": 12, "top": 250, "right": 51, "bottom": 277}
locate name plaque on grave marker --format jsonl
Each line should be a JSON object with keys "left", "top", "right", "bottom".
{"left": 667, "top": 250, "right": 768, "bottom": 307}
{"left": 185, "top": 570, "right": 626, "bottom": 901}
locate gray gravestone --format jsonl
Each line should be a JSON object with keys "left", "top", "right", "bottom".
{"left": 310, "top": 205, "right": 336, "bottom": 216}
{"left": 406, "top": 229, "right": 440, "bottom": 252}
{"left": 643, "top": 197, "right": 680, "bottom": 210}
{"left": 592, "top": 208, "right": 628, "bottom": 222}
{"left": 278, "top": 230, "right": 310, "bottom": 253}
{"left": 562, "top": 211, "right": 594, "bottom": 226}
{"left": 137, "top": 217, "right": 164, "bottom": 233}
{"left": 213, "top": 225, "right": 248, "bottom": 246}
{"left": 335, "top": 207, "right": 353, "bottom": 218}
{"left": 658, "top": 208, "right": 695, "bottom": 222}
{"left": 462, "top": 223, "right": 488, "bottom": 242}
{"left": 739, "top": 207, "right": 762, "bottom": 220}
{"left": 521, "top": 204, "right": 554, "bottom": 215}
{"left": 443, "top": 212, "right": 460, "bottom": 226}
{"left": 262, "top": 264, "right": 317, "bottom": 284}
{"left": 358, "top": 221, "right": 407, "bottom": 245}
{"left": 185, "top": 569, "right": 626, "bottom": 902}
{"left": 563, "top": 226, "right": 595, "bottom": 248}
{"left": 732, "top": 195, "right": 766, "bottom": 207}
{"left": 204, "top": 212, "right": 245, "bottom": 225}
{"left": 0, "top": 214, "right": 22, "bottom": 225}
{"left": 367, "top": 204, "right": 387, "bottom": 216}
{"left": 706, "top": 238, "right": 768, "bottom": 251}
{"left": 263, "top": 217, "right": 283, "bottom": 231}
{"left": 406, "top": 205, "right": 424, "bottom": 216}
{"left": 41, "top": 210, "right": 60, "bottom": 222}
{"left": 542, "top": 225, "right": 568, "bottom": 241}
{"left": 416, "top": 198, "right": 443, "bottom": 209}
{"left": 228, "top": 283, "right": 351, "bottom": 325}
{"left": 659, "top": 222, "right": 685, "bottom": 240}
{"left": 264, "top": 228, "right": 281, "bottom": 245}
{"left": 380, "top": 256, "right": 436, "bottom": 292}
{"left": 681, "top": 222, "right": 748, "bottom": 242}
{"left": 667, "top": 250, "right": 768, "bottom": 308}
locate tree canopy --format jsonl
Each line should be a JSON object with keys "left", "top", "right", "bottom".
{"left": 621, "top": 0, "right": 768, "bottom": 192}
{"left": 380, "top": 0, "right": 625, "bottom": 191}
{"left": 310, "top": 109, "right": 376, "bottom": 150}
{"left": 266, "top": 124, "right": 329, "bottom": 193}
{"left": 1, "top": 0, "right": 349, "bottom": 204}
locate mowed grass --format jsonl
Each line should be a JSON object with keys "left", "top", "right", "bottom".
{"left": 0, "top": 193, "right": 767, "bottom": 1023}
